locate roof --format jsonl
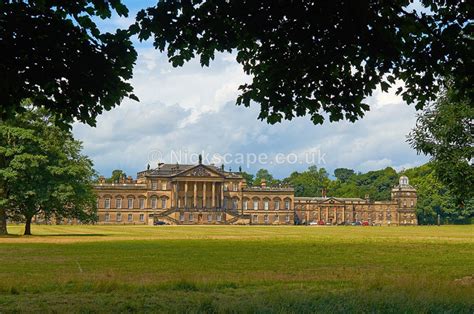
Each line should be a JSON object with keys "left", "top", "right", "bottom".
{"left": 295, "top": 196, "right": 365, "bottom": 202}
{"left": 137, "top": 163, "right": 243, "bottom": 179}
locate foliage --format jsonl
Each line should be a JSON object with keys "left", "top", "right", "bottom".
{"left": 283, "top": 166, "right": 330, "bottom": 197}
{"left": 0, "top": 107, "right": 97, "bottom": 235}
{"left": 105, "top": 169, "right": 127, "bottom": 184}
{"left": 240, "top": 171, "right": 254, "bottom": 187}
{"left": 408, "top": 86, "right": 474, "bottom": 207}
{"left": 134, "top": 0, "right": 473, "bottom": 124}
{"left": 253, "top": 169, "right": 280, "bottom": 187}
{"left": 0, "top": 0, "right": 138, "bottom": 127}
{"left": 334, "top": 168, "right": 356, "bottom": 183}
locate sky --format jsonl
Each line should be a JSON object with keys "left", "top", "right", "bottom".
{"left": 72, "top": 1, "right": 429, "bottom": 179}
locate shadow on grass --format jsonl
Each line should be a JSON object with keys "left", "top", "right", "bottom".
{"left": 0, "top": 233, "right": 107, "bottom": 238}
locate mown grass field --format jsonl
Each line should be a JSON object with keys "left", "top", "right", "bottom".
{"left": 0, "top": 225, "right": 473, "bottom": 313}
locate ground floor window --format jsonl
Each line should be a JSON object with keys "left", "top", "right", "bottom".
{"left": 208, "top": 214, "right": 212, "bottom": 222}
{"left": 189, "top": 213, "right": 194, "bottom": 222}
{"left": 105, "top": 213, "right": 110, "bottom": 222}
{"left": 286, "top": 215, "right": 290, "bottom": 223}
{"left": 253, "top": 215, "right": 258, "bottom": 223}
{"left": 179, "top": 213, "right": 184, "bottom": 222}
{"left": 128, "top": 214, "right": 133, "bottom": 222}
{"left": 117, "top": 213, "right": 122, "bottom": 222}
{"left": 274, "top": 215, "right": 279, "bottom": 222}
{"left": 217, "top": 214, "right": 222, "bottom": 222}
{"left": 264, "top": 214, "right": 269, "bottom": 223}
{"left": 139, "top": 214, "right": 144, "bottom": 222}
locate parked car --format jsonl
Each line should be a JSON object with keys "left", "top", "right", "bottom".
{"left": 362, "top": 221, "right": 370, "bottom": 226}
{"left": 309, "top": 221, "right": 318, "bottom": 226}
{"left": 351, "top": 221, "right": 362, "bottom": 226}
{"left": 154, "top": 221, "right": 167, "bottom": 225}
{"left": 318, "top": 220, "right": 325, "bottom": 225}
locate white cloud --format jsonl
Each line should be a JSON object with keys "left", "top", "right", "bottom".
{"left": 73, "top": 48, "right": 428, "bottom": 179}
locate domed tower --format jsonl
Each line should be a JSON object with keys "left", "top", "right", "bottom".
{"left": 391, "top": 175, "right": 418, "bottom": 225}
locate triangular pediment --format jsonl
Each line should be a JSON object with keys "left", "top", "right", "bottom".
{"left": 173, "top": 164, "right": 224, "bottom": 178}
{"left": 321, "top": 197, "right": 343, "bottom": 204}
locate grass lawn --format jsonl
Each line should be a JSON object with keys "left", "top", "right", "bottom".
{"left": 0, "top": 225, "right": 473, "bottom": 313}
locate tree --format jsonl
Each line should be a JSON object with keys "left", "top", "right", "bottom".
{"left": 0, "top": 107, "right": 97, "bottom": 235}
{"left": 334, "top": 168, "right": 355, "bottom": 183}
{"left": 285, "top": 166, "right": 330, "bottom": 197}
{"left": 106, "top": 169, "right": 127, "bottom": 183}
{"left": 241, "top": 172, "right": 254, "bottom": 187}
{"left": 408, "top": 85, "right": 474, "bottom": 207}
{"left": 135, "top": 0, "right": 473, "bottom": 124}
{"left": 0, "top": 1, "right": 138, "bottom": 127}
{"left": 253, "top": 169, "right": 279, "bottom": 186}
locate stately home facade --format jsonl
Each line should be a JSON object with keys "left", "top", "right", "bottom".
{"left": 94, "top": 162, "right": 417, "bottom": 226}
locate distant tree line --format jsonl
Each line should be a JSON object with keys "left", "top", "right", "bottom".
{"left": 243, "top": 164, "right": 473, "bottom": 225}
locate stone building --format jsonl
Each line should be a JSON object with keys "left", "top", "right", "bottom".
{"left": 294, "top": 175, "right": 418, "bottom": 226}
{"left": 94, "top": 161, "right": 417, "bottom": 226}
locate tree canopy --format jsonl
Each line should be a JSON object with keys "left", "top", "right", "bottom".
{"left": 0, "top": 107, "right": 97, "bottom": 235}
{"left": 0, "top": 0, "right": 138, "bottom": 127}
{"left": 408, "top": 85, "right": 474, "bottom": 207}
{"left": 135, "top": 0, "right": 473, "bottom": 124}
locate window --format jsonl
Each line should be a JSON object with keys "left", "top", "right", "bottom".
{"left": 161, "top": 183, "right": 167, "bottom": 190}
{"left": 115, "top": 198, "right": 122, "bottom": 209}
{"left": 232, "top": 198, "right": 238, "bottom": 210}
{"left": 189, "top": 213, "right": 194, "bottom": 222}
{"left": 105, "top": 198, "right": 110, "bottom": 209}
{"left": 274, "top": 214, "right": 279, "bottom": 222}
{"left": 128, "top": 198, "right": 134, "bottom": 209}
{"left": 179, "top": 213, "right": 184, "bottom": 222}
{"left": 403, "top": 201, "right": 407, "bottom": 207}
{"left": 161, "top": 198, "right": 167, "bottom": 209}
{"left": 117, "top": 213, "right": 122, "bottom": 222}
{"left": 105, "top": 213, "right": 110, "bottom": 222}
{"left": 285, "top": 200, "right": 290, "bottom": 210}
{"left": 223, "top": 184, "right": 228, "bottom": 191}
{"left": 264, "top": 200, "right": 269, "bottom": 210}
{"left": 274, "top": 200, "right": 280, "bottom": 210}
{"left": 152, "top": 182, "right": 157, "bottom": 190}
{"left": 208, "top": 214, "right": 212, "bottom": 222}
{"left": 233, "top": 183, "right": 238, "bottom": 191}
{"left": 253, "top": 215, "right": 258, "bottom": 223}
{"left": 410, "top": 200, "right": 414, "bottom": 207}
{"left": 128, "top": 214, "right": 133, "bottom": 222}
{"left": 264, "top": 214, "right": 269, "bottom": 223}
{"left": 285, "top": 215, "right": 290, "bottom": 223}
{"left": 253, "top": 200, "right": 259, "bottom": 210}
{"left": 243, "top": 200, "right": 248, "bottom": 210}
{"left": 139, "top": 198, "right": 145, "bottom": 209}
{"left": 139, "top": 214, "right": 144, "bottom": 222}
{"left": 223, "top": 197, "right": 228, "bottom": 209}
{"left": 151, "top": 197, "right": 157, "bottom": 209}
{"left": 96, "top": 198, "right": 99, "bottom": 208}
{"left": 217, "top": 214, "right": 222, "bottom": 222}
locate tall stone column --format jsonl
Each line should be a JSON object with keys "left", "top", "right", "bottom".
{"left": 325, "top": 207, "right": 329, "bottom": 222}
{"left": 220, "top": 183, "right": 224, "bottom": 209}
{"left": 175, "top": 182, "right": 179, "bottom": 209}
{"left": 203, "top": 182, "right": 207, "bottom": 208}
{"left": 334, "top": 208, "right": 337, "bottom": 224}
{"left": 184, "top": 182, "right": 188, "bottom": 208}
{"left": 193, "top": 182, "right": 197, "bottom": 208}
{"left": 342, "top": 206, "right": 346, "bottom": 224}
{"left": 212, "top": 182, "right": 216, "bottom": 208}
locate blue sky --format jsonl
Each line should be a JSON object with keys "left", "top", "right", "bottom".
{"left": 72, "top": 1, "right": 429, "bottom": 179}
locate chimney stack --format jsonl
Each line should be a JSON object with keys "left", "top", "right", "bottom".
{"left": 261, "top": 178, "right": 267, "bottom": 188}
{"left": 322, "top": 188, "right": 327, "bottom": 198}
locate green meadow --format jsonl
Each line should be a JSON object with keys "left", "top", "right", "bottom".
{"left": 0, "top": 225, "right": 473, "bottom": 313}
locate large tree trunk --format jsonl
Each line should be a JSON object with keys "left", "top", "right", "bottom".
{"left": 0, "top": 208, "right": 7, "bottom": 235}
{"left": 24, "top": 216, "right": 32, "bottom": 235}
